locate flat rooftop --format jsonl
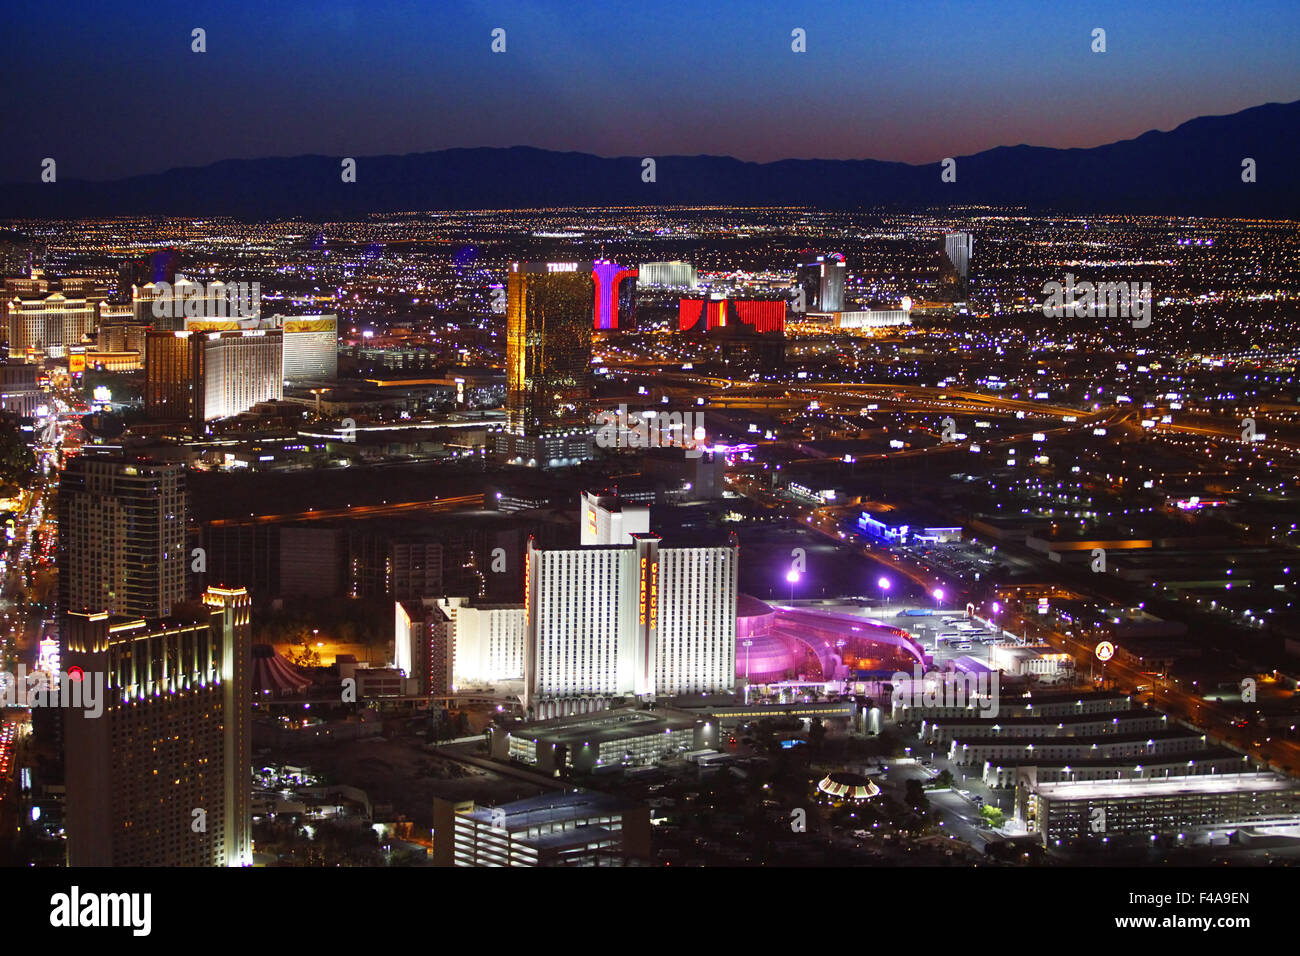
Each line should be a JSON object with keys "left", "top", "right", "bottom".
{"left": 515, "top": 710, "right": 699, "bottom": 746}
{"left": 462, "top": 790, "right": 635, "bottom": 828}
{"left": 582, "top": 491, "right": 648, "bottom": 513}
{"left": 992, "top": 646, "right": 1071, "bottom": 660}
{"left": 908, "top": 689, "right": 1132, "bottom": 709}
{"left": 1032, "top": 772, "right": 1298, "bottom": 801}
{"left": 989, "top": 746, "right": 1248, "bottom": 771}
{"left": 858, "top": 506, "right": 961, "bottom": 529}
{"left": 932, "top": 710, "right": 1161, "bottom": 729}
{"left": 523, "top": 825, "right": 622, "bottom": 851}
{"left": 1005, "top": 690, "right": 1131, "bottom": 706}
{"left": 951, "top": 729, "right": 1201, "bottom": 748}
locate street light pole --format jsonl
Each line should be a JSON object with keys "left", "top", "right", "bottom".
{"left": 743, "top": 639, "right": 753, "bottom": 703}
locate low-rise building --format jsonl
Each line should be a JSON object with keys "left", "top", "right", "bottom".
{"left": 1021, "top": 772, "right": 1300, "bottom": 847}
{"left": 981, "top": 747, "right": 1251, "bottom": 789}
{"left": 433, "top": 791, "right": 651, "bottom": 866}
{"left": 950, "top": 728, "right": 1207, "bottom": 767}
{"left": 924, "top": 709, "right": 1169, "bottom": 745}
{"left": 489, "top": 708, "right": 719, "bottom": 774}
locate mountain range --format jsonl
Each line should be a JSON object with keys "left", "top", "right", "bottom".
{"left": 3, "top": 100, "right": 1298, "bottom": 219}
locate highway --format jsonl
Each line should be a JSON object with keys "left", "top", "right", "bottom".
{"left": 206, "top": 494, "right": 485, "bottom": 526}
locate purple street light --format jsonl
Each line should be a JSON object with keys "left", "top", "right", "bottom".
{"left": 787, "top": 568, "right": 801, "bottom": 602}
{"left": 878, "top": 576, "right": 891, "bottom": 606}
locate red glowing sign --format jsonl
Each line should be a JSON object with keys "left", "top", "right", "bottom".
{"left": 639, "top": 557, "right": 647, "bottom": 626}
{"left": 648, "top": 559, "right": 658, "bottom": 632}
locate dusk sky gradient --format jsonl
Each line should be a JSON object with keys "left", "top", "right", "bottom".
{"left": 4, "top": 0, "right": 1300, "bottom": 183}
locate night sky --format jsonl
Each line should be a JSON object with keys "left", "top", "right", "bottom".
{"left": 4, "top": 0, "right": 1299, "bottom": 183}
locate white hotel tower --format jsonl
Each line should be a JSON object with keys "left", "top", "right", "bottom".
{"left": 580, "top": 490, "right": 649, "bottom": 545}
{"left": 523, "top": 532, "right": 737, "bottom": 716}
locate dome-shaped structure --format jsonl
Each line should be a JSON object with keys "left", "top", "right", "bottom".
{"left": 736, "top": 594, "right": 776, "bottom": 619}
{"left": 738, "top": 631, "right": 811, "bottom": 683}
{"left": 816, "top": 772, "right": 881, "bottom": 802}
{"left": 251, "top": 644, "right": 312, "bottom": 697}
{"left": 736, "top": 594, "right": 823, "bottom": 682}
{"left": 735, "top": 597, "right": 925, "bottom": 684}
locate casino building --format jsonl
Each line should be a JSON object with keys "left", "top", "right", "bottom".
{"left": 145, "top": 328, "right": 283, "bottom": 428}
{"left": 637, "top": 261, "right": 697, "bottom": 290}
{"left": 523, "top": 532, "right": 738, "bottom": 716}
{"left": 939, "top": 232, "right": 973, "bottom": 303}
{"left": 181, "top": 313, "right": 338, "bottom": 382}
{"left": 591, "top": 260, "right": 637, "bottom": 330}
{"left": 496, "top": 261, "right": 597, "bottom": 465}
{"left": 736, "top": 597, "right": 925, "bottom": 685}
{"left": 796, "top": 253, "right": 846, "bottom": 313}
{"left": 5, "top": 290, "right": 96, "bottom": 360}
{"left": 677, "top": 295, "right": 787, "bottom": 375}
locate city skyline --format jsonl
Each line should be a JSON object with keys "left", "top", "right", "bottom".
{"left": 3, "top": 1, "right": 1299, "bottom": 913}
{"left": 3, "top": 198, "right": 1299, "bottom": 885}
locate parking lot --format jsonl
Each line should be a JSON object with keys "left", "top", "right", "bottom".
{"left": 893, "top": 539, "right": 1020, "bottom": 586}
{"left": 877, "top": 605, "right": 1010, "bottom": 666}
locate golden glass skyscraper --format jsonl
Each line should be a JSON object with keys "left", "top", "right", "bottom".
{"left": 505, "top": 261, "right": 595, "bottom": 438}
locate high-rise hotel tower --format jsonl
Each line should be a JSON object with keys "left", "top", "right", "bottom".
{"left": 496, "top": 261, "right": 596, "bottom": 465}
{"left": 57, "top": 455, "right": 188, "bottom": 620}
{"left": 939, "top": 232, "right": 973, "bottom": 302}
{"left": 63, "top": 586, "right": 252, "bottom": 866}
{"left": 145, "top": 329, "right": 283, "bottom": 429}
{"left": 523, "top": 533, "right": 737, "bottom": 716}
{"left": 796, "top": 253, "right": 846, "bottom": 313}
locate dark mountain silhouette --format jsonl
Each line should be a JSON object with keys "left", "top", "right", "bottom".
{"left": 3, "top": 100, "right": 1297, "bottom": 219}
